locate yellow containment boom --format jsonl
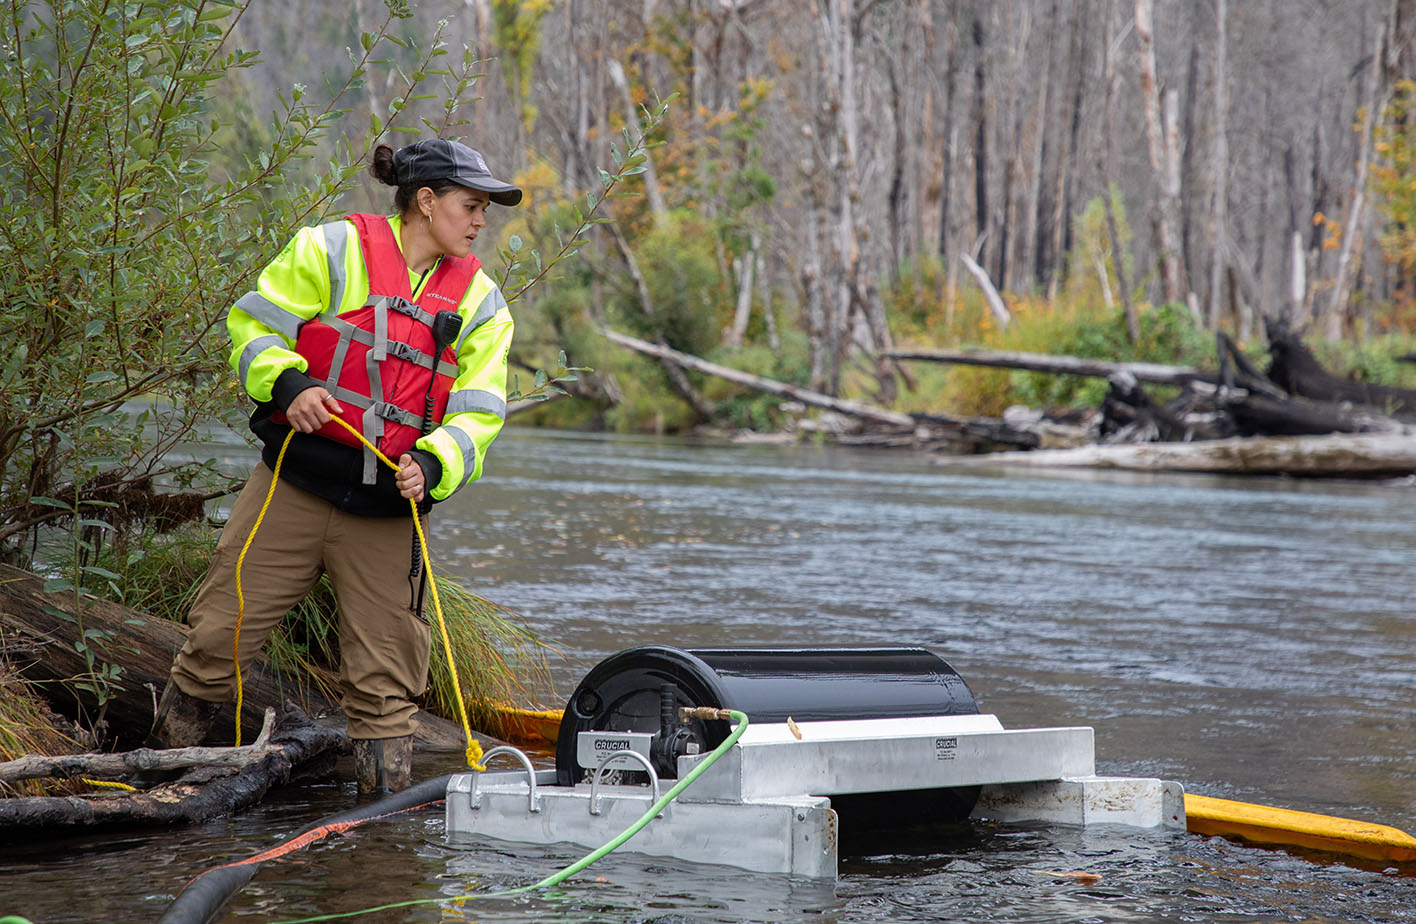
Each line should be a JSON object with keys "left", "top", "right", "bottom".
{"left": 1185, "top": 793, "right": 1416, "bottom": 865}
{"left": 486, "top": 703, "right": 563, "bottom": 750}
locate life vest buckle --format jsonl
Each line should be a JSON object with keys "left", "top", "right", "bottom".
{"left": 386, "top": 296, "right": 421, "bottom": 320}
{"left": 387, "top": 340, "right": 421, "bottom": 363}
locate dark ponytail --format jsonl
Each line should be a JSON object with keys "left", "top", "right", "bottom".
{"left": 369, "top": 142, "right": 459, "bottom": 215}
{"left": 370, "top": 143, "right": 398, "bottom": 186}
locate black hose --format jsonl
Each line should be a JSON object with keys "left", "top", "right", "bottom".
{"left": 158, "top": 774, "right": 453, "bottom": 924}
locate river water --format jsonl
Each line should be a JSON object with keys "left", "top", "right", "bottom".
{"left": 4, "top": 428, "right": 1414, "bottom": 922}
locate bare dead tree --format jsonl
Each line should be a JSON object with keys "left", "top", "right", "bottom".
{"left": 1103, "top": 0, "right": 1139, "bottom": 342}
{"left": 1206, "top": 0, "right": 1230, "bottom": 331}
{"left": 1135, "top": 0, "right": 1189, "bottom": 308}
{"left": 1326, "top": 22, "right": 1387, "bottom": 339}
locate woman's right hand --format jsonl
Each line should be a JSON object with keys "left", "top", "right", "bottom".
{"left": 285, "top": 387, "right": 343, "bottom": 433}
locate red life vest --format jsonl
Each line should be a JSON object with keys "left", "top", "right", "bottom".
{"left": 275, "top": 214, "right": 479, "bottom": 480}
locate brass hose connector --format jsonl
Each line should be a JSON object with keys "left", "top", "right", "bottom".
{"left": 677, "top": 706, "right": 735, "bottom": 722}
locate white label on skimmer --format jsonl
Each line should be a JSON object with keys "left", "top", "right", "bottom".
{"left": 577, "top": 731, "right": 654, "bottom": 770}
{"left": 934, "top": 736, "right": 958, "bottom": 761}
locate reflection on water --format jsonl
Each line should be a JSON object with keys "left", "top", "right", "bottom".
{"left": 3, "top": 429, "right": 1413, "bottom": 922}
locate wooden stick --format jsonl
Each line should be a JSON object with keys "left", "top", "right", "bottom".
{"left": 959, "top": 253, "right": 1011, "bottom": 329}
{"left": 0, "top": 708, "right": 278, "bottom": 784}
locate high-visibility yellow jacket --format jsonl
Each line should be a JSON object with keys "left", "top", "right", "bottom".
{"left": 228, "top": 213, "right": 512, "bottom": 515}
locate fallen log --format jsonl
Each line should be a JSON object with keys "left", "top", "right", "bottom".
{"left": 0, "top": 563, "right": 498, "bottom": 753}
{"left": 0, "top": 709, "right": 277, "bottom": 785}
{"left": 1226, "top": 392, "right": 1404, "bottom": 437}
{"left": 0, "top": 562, "right": 334, "bottom": 748}
{"left": 885, "top": 346, "right": 1211, "bottom": 387}
{"left": 941, "top": 432, "right": 1416, "bottom": 477}
{"left": 600, "top": 328, "right": 1041, "bottom": 451}
{"left": 1265, "top": 318, "right": 1416, "bottom": 419}
{"left": 1102, "top": 371, "right": 1188, "bottom": 442}
{"left": 0, "top": 703, "right": 345, "bottom": 833}
{"left": 600, "top": 327, "right": 917, "bottom": 428}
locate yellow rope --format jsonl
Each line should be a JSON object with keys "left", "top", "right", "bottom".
{"left": 231, "top": 430, "right": 295, "bottom": 748}
{"left": 81, "top": 778, "right": 137, "bottom": 791}
{"left": 232, "top": 417, "right": 484, "bottom": 770}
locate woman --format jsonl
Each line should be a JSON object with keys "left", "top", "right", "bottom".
{"left": 153, "top": 139, "right": 522, "bottom": 794}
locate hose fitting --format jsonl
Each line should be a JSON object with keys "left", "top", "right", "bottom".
{"left": 678, "top": 706, "right": 735, "bottom": 722}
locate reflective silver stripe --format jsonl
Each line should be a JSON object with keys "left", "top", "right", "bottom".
{"left": 235, "top": 291, "right": 303, "bottom": 339}
{"left": 455, "top": 285, "right": 506, "bottom": 352}
{"left": 446, "top": 388, "right": 506, "bottom": 419}
{"left": 237, "top": 334, "right": 287, "bottom": 386}
{"left": 446, "top": 425, "right": 480, "bottom": 491}
{"left": 322, "top": 222, "right": 349, "bottom": 314}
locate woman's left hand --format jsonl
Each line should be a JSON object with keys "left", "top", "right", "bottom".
{"left": 396, "top": 454, "right": 426, "bottom": 502}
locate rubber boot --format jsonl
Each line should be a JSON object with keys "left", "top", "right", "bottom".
{"left": 149, "top": 680, "right": 222, "bottom": 748}
{"left": 353, "top": 736, "right": 414, "bottom": 795}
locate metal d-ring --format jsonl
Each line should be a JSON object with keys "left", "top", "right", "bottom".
{"left": 469, "top": 745, "right": 540, "bottom": 813}
{"left": 588, "top": 750, "right": 662, "bottom": 817}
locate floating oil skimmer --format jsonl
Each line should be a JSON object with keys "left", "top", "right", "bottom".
{"left": 446, "top": 647, "right": 1185, "bottom": 878}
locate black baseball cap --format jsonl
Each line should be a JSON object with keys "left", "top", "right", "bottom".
{"left": 393, "top": 139, "right": 523, "bottom": 207}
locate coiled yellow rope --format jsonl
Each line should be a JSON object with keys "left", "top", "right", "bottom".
{"left": 81, "top": 777, "right": 137, "bottom": 791}
{"left": 232, "top": 420, "right": 484, "bottom": 771}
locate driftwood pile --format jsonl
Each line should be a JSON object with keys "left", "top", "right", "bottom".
{"left": 0, "top": 705, "right": 345, "bottom": 833}
{"left": 0, "top": 562, "right": 488, "bottom": 834}
{"left": 0, "top": 563, "right": 472, "bottom": 752}
{"left": 890, "top": 319, "right": 1416, "bottom": 461}
{"left": 0, "top": 563, "right": 332, "bottom": 751}
{"left": 602, "top": 319, "right": 1416, "bottom": 477}
{"left": 1099, "top": 320, "right": 1414, "bottom": 444}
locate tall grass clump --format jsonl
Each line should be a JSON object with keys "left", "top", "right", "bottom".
{"left": 98, "top": 525, "right": 558, "bottom": 729}
{"left": 0, "top": 666, "right": 82, "bottom": 796}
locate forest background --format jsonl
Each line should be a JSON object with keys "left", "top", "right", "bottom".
{"left": 2, "top": 0, "right": 1416, "bottom": 746}
{"left": 216, "top": 0, "right": 1416, "bottom": 432}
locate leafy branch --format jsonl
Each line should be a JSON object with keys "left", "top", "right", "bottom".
{"left": 506, "top": 351, "right": 589, "bottom": 404}
{"left": 496, "top": 93, "right": 674, "bottom": 304}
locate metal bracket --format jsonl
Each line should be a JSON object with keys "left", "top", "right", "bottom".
{"left": 588, "top": 749, "right": 662, "bottom": 817}
{"left": 469, "top": 746, "right": 540, "bottom": 814}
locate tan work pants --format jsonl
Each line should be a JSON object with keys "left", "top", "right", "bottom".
{"left": 170, "top": 463, "right": 431, "bottom": 739}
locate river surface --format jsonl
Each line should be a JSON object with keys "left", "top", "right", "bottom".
{"left": 4, "top": 428, "right": 1415, "bottom": 922}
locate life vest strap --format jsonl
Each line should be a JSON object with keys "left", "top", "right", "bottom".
{"left": 368, "top": 294, "right": 442, "bottom": 328}
{"left": 360, "top": 404, "right": 382, "bottom": 485}
{"left": 324, "top": 317, "right": 457, "bottom": 377}
{"left": 372, "top": 298, "right": 389, "bottom": 363}
{"left": 363, "top": 331, "right": 387, "bottom": 485}
{"left": 370, "top": 400, "right": 424, "bottom": 429}
{"left": 385, "top": 339, "right": 459, "bottom": 377}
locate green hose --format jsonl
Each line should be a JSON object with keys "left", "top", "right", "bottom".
{"left": 522, "top": 707, "right": 750, "bottom": 891}
{"left": 274, "top": 708, "right": 751, "bottom": 923}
